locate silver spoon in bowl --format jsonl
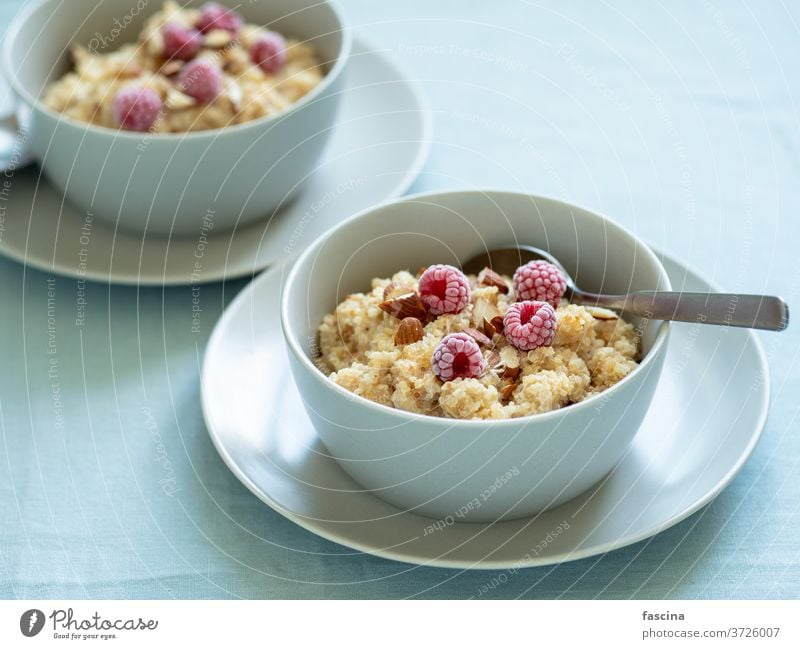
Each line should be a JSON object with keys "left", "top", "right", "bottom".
{"left": 462, "top": 245, "right": 789, "bottom": 332}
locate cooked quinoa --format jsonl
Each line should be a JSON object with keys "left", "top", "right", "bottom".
{"left": 317, "top": 270, "right": 641, "bottom": 420}
{"left": 43, "top": 1, "right": 324, "bottom": 132}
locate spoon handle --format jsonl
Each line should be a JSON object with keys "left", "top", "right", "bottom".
{"left": 575, "top": 291, "right": 789, "bottom": 331}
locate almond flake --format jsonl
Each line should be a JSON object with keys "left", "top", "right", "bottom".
{"left": 586, "top": 306, "right": 620, "bottom": 321}
{"left": 226, "top": 79, "right": 243, "bottom": 112}
{"left": 379, "top": 292, "right": 428, "bottom": 321}
{"left": 165, "top": 88, "right": 196, "bottom": 110}
{"left": 499, "top": 346, "right": 521, "bottom": 368}
{"left": 490, "top": 315, "right": 505, "bottom": 335}
{"left": 472, "top": 297, "right": 502, "bottom": 331}
{"left": 160, "top": 60, "right": 184, "bottom": 77}
{"left": 204, "top": 29, "right": 233, "bottom": 48}
{"left": 147, "top": 33, "right": 165, "bottom": 58}
{"left": 462, "top": 327, "right": 493, "bottom": 347}
{"left": 119, "top": 63, "right": 143, "bottom": 78}
{"left": 383, "top": 282, "right": 414, "bottom": 301}
{"left": 500, "top": 382, "right": 516, "bottom": 402}
{"left": 478, "top": 267, "right": 509, "bottom": 294}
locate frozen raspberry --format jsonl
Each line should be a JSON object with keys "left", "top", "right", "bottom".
{"left": 503, "top": 301, "right": 557, "bottom": 351}
{"left": 162, "top": 22, "right": 202, "bottom": 61}
{"left": 250, "top": 32, "right": 287, "bottom": 75}
{"left": 196, "top": 2, "right": 243, "bottom": 34}
{"left": 177, "top": 60, "right": 222, "bottom": 103}
{"left": 418, "top": 264, "right": 471, "bottom": 315}
{"left": 513, "top": 260, "right": 567, "bottom": 307}
{"left": 112, "top": 87, "right": 162, "bottom": 132}
{"left": 431, "top": 333, "right": 486, "bottom": 382}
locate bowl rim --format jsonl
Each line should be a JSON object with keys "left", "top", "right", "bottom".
{"left": 1, "top": 0, "right": 352, "bottom": 140}
{"left": 281, "top": 188, "right": 672, "bottom": 428}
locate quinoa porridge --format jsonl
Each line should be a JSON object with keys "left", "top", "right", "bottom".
{"left": 317, "top": 261, "right": 641, "bottom": 420}
{"left": 43, "top": 1, "right": 324, "bottom": 132}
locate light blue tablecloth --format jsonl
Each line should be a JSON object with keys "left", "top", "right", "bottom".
{"left": 1, "top": 0, "right": 798, "bottom": 599}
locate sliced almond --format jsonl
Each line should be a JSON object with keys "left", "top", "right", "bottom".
{"left": 500, "top": 345, "right": 521, "bottom": 368}
{"left": 502, "top": 366, "right": 522, "bottom": 381}
{"left": 462, "top": 327, "right": 493, "bottom": 347}
{"left": 119, "top": 63, "right": 143, "bottom": 78}
{"left": 160, "top": 60, "right": 184, "bottom": 77}
{"left": 383, "top": 282, "right": 414, "bottom": 301}
{"left": 485, "top": 349, "right": 501, "bottom": 368}
{"left": 165, "top": 88, "right": 196, "bottom": 110}
{"left": 500, "top": 382, "right": 516, "bottom": 403}
{"left": 472, "top": 297, "right": 502, "bottom": 331}
{"left": 395, "top": 317, "right": 424, "bottom": 345}
{"left": 478, "top": 267, "right": 509, "bottom": 294}
{"left": 379, "top": 292, "right": 428, "bottom": 321}
{"left": 489, "top": 315, "right": 505, "bottom": 335}
{"left": 147, "top": 33, "right": 165, "bottom": 58}
{"left": 204, "top": 29, "right": 234, "bottom": 48}
{"left": 226, "top": 79, "right": 243, "bottom": 112}
{"left": 586, "top": 306, "right": 619, "bottom": 321}
{"left": 417, "top": 266, "right": 427, "bottom": 278}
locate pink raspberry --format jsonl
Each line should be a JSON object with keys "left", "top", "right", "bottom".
{"left": 503, "top": 301, "right": 557, "bottom": 351}
{"left": 196, "top": 2, "right": 243, "bottom": 34}
{"left": 418, "top": 264, "right": 471, "bottom": 315}
{"left": 513, "top": 260, "right": 567, "bottom": 307}
{"left": 177, "top": 60, "right": 222, "bottom": 103}
{"left": 162, "top": 22, "right": 202, "bottom": 61}
{"left": 251, "top": 32, "right": 287, "bottom": 75}
{"left": 431, "top": 333, "right": 486, "bottom": 382}
{"left": 112, "top": 87, "right": 162, "bottom": 132}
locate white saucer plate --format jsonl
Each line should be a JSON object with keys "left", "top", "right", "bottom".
{"left": 201, "top": 251, "right": 770, "bottom": 570}
{"left": 0, "top": 38, "right": 431, "bottom": 285}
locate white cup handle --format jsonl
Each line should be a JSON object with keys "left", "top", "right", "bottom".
{"left": 0, "top": 72, "right": 35, "bottom": 173}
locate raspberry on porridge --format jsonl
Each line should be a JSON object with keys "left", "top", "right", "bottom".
{"left": 43, "top": 1, "right": 325, "bottom": 133}
{"left": 503, "top": 300, "right": 557, "bottom": 351}
{"left": 317, "top": 262, "right": 642, "bottom": 420}
{"left": 513, "top": 259, "right": 567, "bottom": 307}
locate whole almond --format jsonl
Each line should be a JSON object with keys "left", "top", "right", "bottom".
{"left": 395, "top": 317, "right": 424, "bottom": 345}
{"left": 478, "top": 268, "right": 510, "bottom": 294}
{"left": 380, "top": 292, "right": 428, "bottom": 321}
{"left": 462, "top": 327, "right": 493, "bottom": 347}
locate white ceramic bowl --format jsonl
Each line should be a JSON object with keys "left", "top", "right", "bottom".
{"left": 2, "top": 0, "right": 351, "bottom": 235}
{"left": 281, "top": 190, "right": 671, "bottom": 522}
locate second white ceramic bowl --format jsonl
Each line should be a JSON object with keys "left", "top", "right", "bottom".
{"left": 3, "top": 0, "right": 351, "bottom": 235}
{"left": 282, "top": 190, "right": 671, "bottom": 522}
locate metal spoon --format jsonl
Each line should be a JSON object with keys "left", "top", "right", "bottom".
{"left": 462, "top": 245, "right": 789, "bottom": 331}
